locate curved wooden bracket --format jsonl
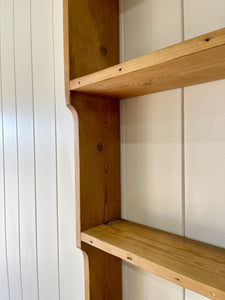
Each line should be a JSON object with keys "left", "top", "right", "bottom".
{"left": 63, "top": 1, "right": 121, "bottom": 299}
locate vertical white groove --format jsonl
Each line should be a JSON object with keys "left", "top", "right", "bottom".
{"left": 29, "top": 0, "right": 40, "bottom": 298}
{"left": 52, "top": 0, "right": 61, "bottom": 298}
{"left": 120, "top": 100, "right": 128, "bottom": 300}
{"left": 180, "top": 1, "right": 185, "bottom": 300}
{"left": 119, "top": 1, "right": 128, "bottom": 300}
{"left": 119, "top": 0, "right": 126, "bottom": 218}
{"left": 12, "top": 0, "right": 23, "bottom": 298}
{"left": 0, "top": 1, "right": 10, "bottom": 297}
{"left": 119, "top": 0, "right": 125, "bottom": 63}
{"left": 181, "top": 0, "right": 185, "bottom": 237}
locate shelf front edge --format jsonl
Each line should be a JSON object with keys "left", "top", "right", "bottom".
{"left": 70, "top": 27, "right": 225, "bottom": 98}
{"left": 81, "top": 219, "right": 225, "bottom": 300}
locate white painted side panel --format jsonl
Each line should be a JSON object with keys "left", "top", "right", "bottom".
{"left": 184, "top": 81, "right": 225, "bottom": 247}
{"left": 0, "top": 42, "right": 9, "bottom": 300}
{"left": 14, "top": 0, "right": 38, "bottom": 299}
{"left": 122, "top": 0, "right": 182, "bottom": 61}
{"left": 53, "top": 0, "right": 85, "bottom": 299}
{"left": 0, "top": 0, "right": 84, "bottom": 299}
{"left": 0, "top": 0, "right": 22, "bottom": 298}
{"left": 120, "top": 0, "right": 183, "bottom": 299}
{"left": 184, "top": 0, "right": 225, "bottom": 39}
{"left": 184, "top": 1, "right": 225, "bottom": 299}
{"left": 121, "top": 90, "right": 183, "bottom": 233}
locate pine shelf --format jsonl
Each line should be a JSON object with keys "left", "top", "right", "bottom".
{"left": 70, "top": 27, "right": 225, "bottom": 99}
{"left": 82, "top": 219, "right": 225, "bottom": 300}
{"left": 64, "top": 1, "right": 225, "bottom": 299}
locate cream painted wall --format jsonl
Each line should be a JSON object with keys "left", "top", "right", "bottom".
{"left": 0, "top": 0, "right": 225, "bottom": 300}
{"left": 120, "top": 0, "right": 225, "bottom": 300}
{"left": 0, "top": 0, "right": 84, "bottom": 299}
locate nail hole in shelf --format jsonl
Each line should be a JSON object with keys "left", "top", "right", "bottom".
{"left": 90, "top": 241, "right": 93, "bottom": 244}
{"left": 127, "top": 256, "right": 132, "bottom": 261}
{"left": 174, "top": 278, "right": 180, "bottom": 282}
{"left": 205, "top": 38, "right": 210, "bottom": 42}
{"left": 119, "top": 68, "right": 122, "bottom": 71}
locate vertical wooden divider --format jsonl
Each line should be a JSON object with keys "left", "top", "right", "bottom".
{"left": 63, "top": 0, "right": 122, "bottom": 299}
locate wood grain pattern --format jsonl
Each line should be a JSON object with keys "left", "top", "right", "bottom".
{"left": 82, "top": 243, "right": 122, "bottom": 300}
{"left": 70, "top": 92, "right": 121, "bottom": 233}
{"left": 70, "top": 27, "right": 225, "bottom": 98}
{"left": 82, "top": 219, "right": 225, "bottom": 300}
{"left": 68, "top": 0, "right": 119, "bottom": 79}
{"left": 63, "top": 0, "right": 81, "bottom": 246}
{"left": 64, "top": 0, "right": 121, "bottom": 299}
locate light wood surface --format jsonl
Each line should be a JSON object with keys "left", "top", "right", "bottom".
{"left": 82, "top": 243, "right": 121, "bottom": 300}
{"left": 68, "top": 0, "right": 119, "bottom": 79}
{"left": 70, "top": 27, "right": 225, "bottom": 98}
{"left": 82, "top": 219, "right": 225, "bottom": 300}
{"left": 71, "top": 92, "right": 121, "bottom": 233}
{"left": 63, "top": 0, "right": 121, "bottom": 299}
{"left": 64, "top": 1, "right": 225, "bottom": 300}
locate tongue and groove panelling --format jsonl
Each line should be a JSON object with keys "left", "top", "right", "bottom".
{"left": 183, "top": 1, "right": 225, "bottom": 299}
{"left": 120, "top": 0, "right": 184, "bottom": 299}
{"left": 120, "top": 0, "right": 225, "bottom": 300}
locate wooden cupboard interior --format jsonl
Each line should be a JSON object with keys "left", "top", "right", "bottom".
{"left": 63, "top": 1, "right": 225, "bottom": 299}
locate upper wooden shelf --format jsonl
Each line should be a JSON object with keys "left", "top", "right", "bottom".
{"left": 70, "top": 27, "right": 225, "bottom": 98}
{"left": 81, "top": 219, "right": 225, "bottom": 300}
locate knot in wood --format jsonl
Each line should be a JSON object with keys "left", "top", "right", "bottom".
{"left": 97, "top": 143, "right": 103, "bottom": 151}
{"left": 100, "top": 46, "right": 108, "bottom": 56}
{"left": 142, "top": 80, "right": 151, "bottom": 86}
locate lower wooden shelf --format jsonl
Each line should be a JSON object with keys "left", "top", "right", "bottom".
{"left": 81, "top": 219, "right": 225, "bottom": 300}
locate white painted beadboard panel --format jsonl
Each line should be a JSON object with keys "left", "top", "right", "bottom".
{"left": 32, "top": 0, "right": 60, "bottom": 298}
{"left": 121, "top": 90, "right": 182, "bottom": 233}
{"left": 184, "top": 0, "right": 225, "bottom": 39}
{"left": 121, "top": 92, "right": 183, "bottom": 300}
{"left": 0, "top": 46, "right": 10, "bottom": 300}
{"left": 184, "top": 1, "right": 225, "bottom": 300}
{"left": 0, "top": 0, "right": 84, "bottom": 298}
{"left": 185, "top": 291, "right": 209, "bottom": 300}
{"left": 184, "top": 81, "right": 225, "bottom": 247}
{"left": 184, "top": 81, "right": 225, "bottom": 300}
{"left": 14, "top": 0, "right": 38, "bottom": 299}
{"left": 53, "top": 0, "right": 85, "bottom": 299}
{"left": 120, "top": 0, "right": 183, "bottom": 299}
{"left": 0, "top": 0, "right": 22, "bottom": 299}
{"left": 124, "top": 263, "right": 183, "bottom": 300}
{"left": 122, "top": 0, "right": 182, "bottom": 61}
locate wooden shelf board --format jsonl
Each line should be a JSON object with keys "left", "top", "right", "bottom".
{"left": 81, "top": 219, "right": 225, "bottom": 300}
{"left": 70, "top": 27, "right": 225, "bottom": 98}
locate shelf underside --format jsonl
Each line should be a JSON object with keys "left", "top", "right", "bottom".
{"left": 81, "top": 219, "right": 225, "bottom": 300}
{"left": 70, "top": 27, "right": 225, "bottom": 98}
